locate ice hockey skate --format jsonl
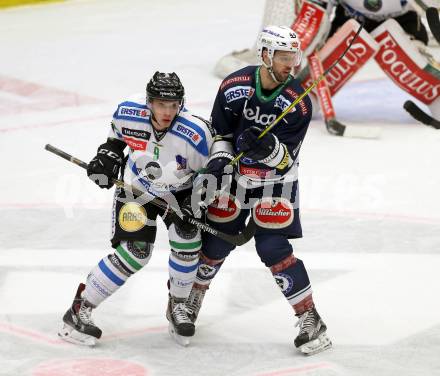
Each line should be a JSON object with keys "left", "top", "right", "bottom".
{"left": 166, "top": 295, "right": 195, "bottom": 346}
{"left": 186, "top": 286, "right": 206, "bottom": 323}
{"left": 294, "top": 307, "right": 332, "bottom": 356}
{"left": 58, "top": 283, "right": 102, "bottom": 346}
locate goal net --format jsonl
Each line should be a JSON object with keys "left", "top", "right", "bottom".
{"left": 214, "top": 0, "right": 301, "bottom": 78}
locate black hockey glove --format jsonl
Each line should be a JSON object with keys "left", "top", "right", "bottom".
{"left": 169, "top": 195, "right": 199, "bottom": 234}
{"left": 204, "top": 153, "right": 234, "bottom": 180}
{"left": 193, "top": 152, "right": 234, "bottom": 206}
{"left": 87, "top": 140, "right": 124, "bottom": 189}
{"left": 236, "top": 126, "right": 279, "bottom": 161}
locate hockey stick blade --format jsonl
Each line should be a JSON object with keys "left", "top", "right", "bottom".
{"left": 427, "top": 7, "right": 440, "bottom": 44}
{"left": 326, "top": 119, "right": 381, "bottom": 139}
{"left": 45, "top": 144, "right": 256, "bottom": 246}
{"left": 403, "top": 100, "right": 440, "bottom": 129}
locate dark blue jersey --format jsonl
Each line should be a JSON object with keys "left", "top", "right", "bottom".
{"left": 211, "top": 65, "right": 312, "bottom": 186}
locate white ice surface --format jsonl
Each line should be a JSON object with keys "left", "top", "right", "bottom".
{"left": 1, "top": 1, "right": 440, "bottom": 376}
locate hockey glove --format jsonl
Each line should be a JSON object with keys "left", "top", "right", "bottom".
{"left": 168, "top": 195, "right": 199, "bottom": 234}
{"left": 236, "top": 126, "right": 279, "bottom": 162}
{"left": 193, "top": 152, "right": 234, "bottom": 206}
{"left": 87, "top": 140, "right": 124, "bottom": 189}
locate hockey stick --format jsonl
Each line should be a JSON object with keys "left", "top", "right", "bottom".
{"left": 401, "top": 7, "right": 440, "bottom": 129}
{"left": 230, "top": 22, "right": 365, "bottom": 165}
{"left": 427, "top": 7, "right": 440, "bottom": 44}
{"left": 45, "top": 144, "right": 256, "bottom": 246}
{"left": 403, "top": 100, "right": 440, "bottom": 129}
{"left": 307, "top": 52, "right": 381, "bottom": 139}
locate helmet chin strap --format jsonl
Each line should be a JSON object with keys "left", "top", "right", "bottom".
{"left": 262, "top": 56, "right": 288, "bottom": 85}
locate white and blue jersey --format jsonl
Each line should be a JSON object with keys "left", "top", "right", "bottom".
{"left": 109, "top": 97, "right": 214, "bottom": 197}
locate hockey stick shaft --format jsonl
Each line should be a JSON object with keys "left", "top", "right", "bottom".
{"left": 230, "top": 22, "right": 364, "bottom": 165}
{"left": 45, "top": 144, "right": 256, "bottom": 246}
{"left": 427, "top": 7, "right": 440, "bottom": 44}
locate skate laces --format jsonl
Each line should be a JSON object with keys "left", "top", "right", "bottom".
{"left": 187, "top": 289, "right": 205, "bottom": 315}
{"left": 78, "top": 303, "right": 95, "bottom": 326}
{"left": 172, "top": 302, "right": 192, "bottom": 324}
{"left": 295, "top": 308, "right": 317, "bottom": 335}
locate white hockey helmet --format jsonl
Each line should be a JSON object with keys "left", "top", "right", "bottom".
{"left": 256, "top": 25, "right": 302, "bottom": 67}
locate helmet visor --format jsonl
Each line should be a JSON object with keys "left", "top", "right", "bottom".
{"left": 273, "top": 50, "right": 302, "bottom": 67}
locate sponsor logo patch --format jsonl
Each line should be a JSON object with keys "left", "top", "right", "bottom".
{"left": 374, "top": 30, "right": 440, "bottom": 104}
{"left": 252, "top": 197, "right": 294, "bottom": 229}
{"left": 118, "top": 106, "right": 148, "bottom": 119}
{"left": 243, "top": 105, "right": 276, "bottom": 126}
{"left": 274, "top": 94, "right": 295, "bottom": 112}
{"left": 123, "top": 136, "right": 147, "bottom": 151}
{"left": 207, "top": 194, "right": 240, "bottom": 223}
{"left": 224, "top": 85, "right": 253, "bottom": 103}
{"left": 175, "top": 154, "right": 187, "bottom": 170}
{"left": 118, "top": 202, "right": 148, "bottom": 232}
{"left": 220, "top": 75, "right": 252, "bottom": 90}
{"left": 127, "top": 241, "right": 151, "bottom": 259}
{"left": 122, "top": 127, "right": 151, "bottom": 140}
{"left": 89, "top": 276, "right": 111, "bottom": 297}
{"left": 239, "top": 165, "right": 272, "bottom": 179}
{"left": 198, "top": 264, "right": 218, "bottom": 279}
{"left": 276, "top": 149, "right": 289, "bottom": 170}
{"left": 274, "top": 273, "right": 293, "bottom": 294}
{"left": 175, "top": 123, "right": 202, "bottom": 145}
{"left": 143, "top": 161, "right": 162, "bottom": 180}
{"left": 285, "top": 88, "right": 308, "bottom": 115}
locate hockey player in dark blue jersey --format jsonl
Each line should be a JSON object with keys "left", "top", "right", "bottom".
{"left": 186, "top": 25, "right": 332, "bottom": 355}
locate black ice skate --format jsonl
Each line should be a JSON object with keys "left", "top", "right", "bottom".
{"left": 166, "top": 295, "right": 195, "bottom": 347}
{"left": 58, "top": 283, "right": 102, "bottom": 346}
{"left": 294, "top": 307, "right": 332, "bottom": 355}
{"left": 186, "top": 286, "right": 206, "bottom": 323}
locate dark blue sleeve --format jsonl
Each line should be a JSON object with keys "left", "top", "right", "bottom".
{"left": 210, "top": 87, "right": 239, "bottom": 137}
{"left": 276, "top": 103, "right": 311, "bottom": 162}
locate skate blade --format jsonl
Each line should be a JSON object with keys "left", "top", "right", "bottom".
{"left": 58, "top": 323, "right": 97, "bottom": 346}
{"left": 168, "top": 323, "right": 191, "bottom": 347}
{"left": 299, "top": 332, "right": 332, "bottom": 356}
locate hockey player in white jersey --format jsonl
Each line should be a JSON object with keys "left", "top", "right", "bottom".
{"left": 58, "top": 72, "right": 214, "bottom": 347}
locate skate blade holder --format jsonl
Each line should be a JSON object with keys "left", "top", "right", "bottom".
{"left": 299, "top": 332, "right": 332, "bottom": 356}
{"left": 168, "top": 323, "right": 191, "bottom": 347}
{"left": 58, "top": 323, "right": 97, "bottom": 347}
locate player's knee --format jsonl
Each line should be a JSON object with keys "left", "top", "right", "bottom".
{"left": 115, "top": 240, "right": 153, "bottom": 273}
{"left": 169, "top": 222, "right": 201, "bottom": 254}
{"left": 254, "top": 234, "right": 293, "bottom": 267}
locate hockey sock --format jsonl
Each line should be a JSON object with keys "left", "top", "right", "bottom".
{"left": 83, "top": 241, "right": 153, "bottom": 306}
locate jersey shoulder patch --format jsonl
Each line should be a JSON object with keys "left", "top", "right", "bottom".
{"left": 170, "top": 113, "right": 210, "bottom": 156}
{"left": 283, "top": 81, "right": 312, "bottom": 116}
{"left": 220, "top": 66, "right": 256, "bottom": 91}
{"left": 113, "top": 101, "right": 150, "bottom": 122}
